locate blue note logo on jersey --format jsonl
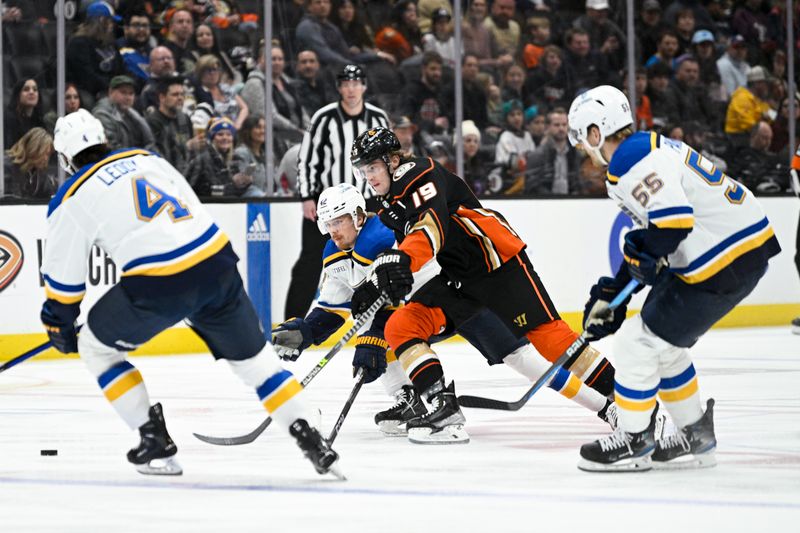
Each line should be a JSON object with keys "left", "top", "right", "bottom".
{"left": 0, "top": 230, "right": 23, "bottom": 293}
{"left": 608, "top": 211, "right": 634, "bottom": 275}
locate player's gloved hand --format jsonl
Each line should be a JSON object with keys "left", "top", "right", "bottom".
{"left": 583, "top": 277, "right": 631, "bottom": 341}
{"left": 372, "top": 250, "right": 413, "bottom": 305}
{"left": 271, "top": 318, "right": 314, "bottom": 361}
{"left": 351, "top": 277, "right": 383, "bottom": 318}
{"left": 40, "top": 304, "right": 79, "bottom": 353}
{"left": 623, "top": 229, "right": 665, "bottom": 286}
{"left": 352, "top": 334, "right": 388, "bottom": 383}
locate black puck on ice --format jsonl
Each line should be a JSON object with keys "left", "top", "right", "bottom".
{"left": 40, "top": 449, "right": 58, "bottom": 456}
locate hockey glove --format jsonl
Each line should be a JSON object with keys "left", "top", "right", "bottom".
{"left": 271, "top": 318, "right": 314, "bottom": 361}
{"left": 372, "top": 250, "right": 414, "bottom": 305}
{"left": 351, "top": 277, "right": 383, "bottom": 319}
{"left": 41, "top": 303, "right": 79, "bottom": 353}
{"left": 582, "top": 277, "right": 631, "bottom": 341}
{"left": 623, "top": 229, "right": 665, "bottom": 286}
{"left": 353, "top": 334, "right": 389, "bottom": 384}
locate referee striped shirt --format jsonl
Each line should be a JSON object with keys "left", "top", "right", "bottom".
{"left": 297, "top": 101, "right": 390, "bottom": 199}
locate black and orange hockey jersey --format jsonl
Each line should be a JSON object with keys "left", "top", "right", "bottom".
{"left": 376, "top": 156, "right": 526, "bottom": 281}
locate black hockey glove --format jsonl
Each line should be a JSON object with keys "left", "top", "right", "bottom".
{"left": 351, "top": 277, "right": 383, "bottom": 318}
{"left": 271, "top": 317, "right": 314, "bottom": 361}
{"left": 372, "top": 250, "right": 413, "bottom": 305}
{"left": 41, "top": 303, "right": 79, "bottom": 353}
{"left": 582, "top": 277, "right": 631, "bottom": 341}
{"left": 352, "top": 334, "right": 389, "bottom": 383}
{"left": 623, "top": 230, "right": 665, "bottom": 286}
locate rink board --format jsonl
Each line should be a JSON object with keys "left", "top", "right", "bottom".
{"left": 1, "top": 198, "right": 798, "bottom": 361}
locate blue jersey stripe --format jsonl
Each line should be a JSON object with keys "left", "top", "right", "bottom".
{"left": 614, "top": 381, "right": 659, "bottom": 400}
{"left": 122, "top": 224, "right": 219, "bottom": 271}
{"left": 649, "top": 206, "right": 694, "bottom": 219}
{"left": 671, "top": 217, "right": 769, "bottom": 274}
{"left": 549, "top": 367, "right": 570, "bottom": 391}
{"left": 256, "top": 369, "right": 293, "bottom": 400}
{"left": 660, "top": 364, "right": 696, "bottom": 390}
{"left": 43, "top": 274, "right": 87, "bottom": 292}
{"left": 97, "top": 361, "right": 135, "bottom": 388}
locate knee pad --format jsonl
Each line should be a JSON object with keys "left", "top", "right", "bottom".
{"left": 385, "top": 303, "right": 447, "bottom": 353}
{"left": 78, "top": 323, "right": 127, "bottom": 377}
{"left": 227, "top": 346, "right": 285, "bottom": 389}
{"left": 525, "top": 319, "right": 579, "bottom": 362}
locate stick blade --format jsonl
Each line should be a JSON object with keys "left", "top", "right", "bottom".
{"left": 457, "top": 394, "right": 521, "bottom": 411}
{"left": 192, "top": 418, "right": 272, "bottom": 446}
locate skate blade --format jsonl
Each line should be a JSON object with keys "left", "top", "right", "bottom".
{"left": 652, "top": 451, "right": 717, "bottom": 470}
{"left": 577, "top": 456, "right": 652, "bottom": 473}
{"left": 377, "top": 420, "right": 407, "bottom": 437}
{"left": 407, "top": 424, "right": 470, "bottom": 445}
{"left": 135, "top": 456, "right": 183, "bottom": 476}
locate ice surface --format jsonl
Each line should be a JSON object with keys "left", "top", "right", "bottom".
{"left": 1, "top": 327, "right": 798, "bottom": 532}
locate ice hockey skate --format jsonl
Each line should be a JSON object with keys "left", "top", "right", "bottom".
{"left": 374, "top": 385, "right": 427, "bottom": 436}
{"left": 652, "top": 398, "right": 717, "bottom": 470}
{"left": 289, "top": 419, "right": 345, "bottom": 479}
{"left": 127, "top": 403, "right": 182, "bottom": 476}
{"left": 407, "top": 380, "right": 469, "bottom": 444}
{"left": 578, "top": 407, "right": 662, "bottom": 472}
{"left": 597, "top": 400, "right": 618, "bottom": 429}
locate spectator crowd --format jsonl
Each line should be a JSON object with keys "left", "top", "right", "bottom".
{"left": 0, "top": 0, "right": 797, "bottom": 199}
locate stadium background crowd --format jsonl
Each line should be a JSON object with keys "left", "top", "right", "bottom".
{"left": 0, "top": 0, "right": 796, "bottom": 200}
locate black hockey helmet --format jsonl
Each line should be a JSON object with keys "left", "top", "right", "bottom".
{"left": 337, "top": 64, "right": 366, "bottom": 85}
{"left": 350, "top": 127, "right": 401, "bottom": 169}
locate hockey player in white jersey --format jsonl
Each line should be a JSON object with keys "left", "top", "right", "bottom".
{"left": 273, "top": 183, "right": 621, "bottom": 441}
{"left": 567, "top": 86, "right": 780, "bottom": 471}
{"left": 40, "top": 109, "right": 341, "bottom": 477}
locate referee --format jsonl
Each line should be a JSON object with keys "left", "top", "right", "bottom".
{"left": 285, "top": 64, "right": 390, "bottom": 319}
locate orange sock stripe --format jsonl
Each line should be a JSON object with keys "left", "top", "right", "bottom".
{"left": 586, "top": 360, "right": 610, "bottom": 387}
{"left": 410, "top": 360, "right": 441, "bottom": 381}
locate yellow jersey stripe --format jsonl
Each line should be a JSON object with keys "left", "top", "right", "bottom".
{"left": 104, "top": 370, "right": 144, "bottom": 402}
{"left": 351, "top": 250, "right": 373, "bottom": 265}
{"left": 262, "top": 378, "right": 302, "bottom": 412}
{"left": 44, "top": 287, "right": 85, "bottom": 304}
{"left": 323, "top": 251, "right": 348, "bottom": 266}
{"left": 677, "top": 226, "right": 775, "bottom": 284}
{"left": 562, "top": 374, "right": 582, "bottom": 399}
{"left": 606, "top": 172, "right": 620, "bottom": 184}
{"left": 614, "top": 395, "right": 658, "bottom": 411}
{"left": 63, "top": 149, "right": 151, "bottom": 202}
{"left": 658, "top": 378, "right": 699, "bottom": 402}
{"left": 121, "top": 233, "right": 229, "bottom": 277}
{"left": 652, "top": 216, "right": 695, "bottom": 229}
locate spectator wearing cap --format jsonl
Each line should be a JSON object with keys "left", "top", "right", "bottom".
{"left": 422, "top": 8, "right": 458, "bottom": 68}
{"left": 563, "top": 28, "right": 608, "bottom": 97}
{"left": 459, "top": 120, "right": 492, "bottom": 196}
{"left": 525, "top": 105, "right": 546, "bottom": 146}
{"left": 442, "top": 54, "right": 489, "bottom": 130}
{"left": 66, "top": 1, "right": 124, "bottom": 101}
{"left": 187, "top": 117, "right": 265, "bottom": 198}
{"left": 287, "top": 63, "right": 390, "bottom": 319}
{"left": 717, "top": 35, "right": 750, "bottom": 99}
{"left": 690, "top": 30, "right": 722, "bottom": 88}
{"left": 92, "top": 75, "right": 156, "bottom": 152}
{"left": 668, "top": 55, "right": 716, "bottom": 126}
{"left": 495, "top": 99, "right": 535, "bottom": 166}
{"left": 295, "top": 0, "right": 395, "bottom": 69}
{"left": 645, "top": 29, "right": 680, "bottom": 71}
{"left": 291, "top": 49, "right": 338, "bottom": 119}
{"left": 240, "top": 44, "right": 304, "bottom": 160}
{"left": 116, "top": 9, "right": 155, "bottom": 90}
{"left": 417, "top": 0, "right": 451, "bottom": 34}
{"left": 162, "top": 7, "right": 196, "bottom": 76}
{"left": 374, "top": 0, "right": 423, "bottom": 64}
{"left": 146, "top": 77, "right": 197, "bottom": 175}
{"left": 525, "top": 107, "right": 583, "bottom": 195}
{"left": 636, "top": 0, "right": 666, "bottom": 60}
{"left": 401, "top": 51, "right": 449, "bottom": 135}
{"left": 523, "top": 45, "right": 573, "bottom": 110}
{"left": 573, "top": 0, "right": 626, "bottom": 73}
{"left": 137, "top": 46, "right": 178, "bottom": 114}
{"left": 484, "top": 0, "right": 521, "bottom": 60}
{"left": 392, "top": 115, "right": 425, "bottom": 157}
{"left": 725, "top": 66, "right": 776, "bottom": 137}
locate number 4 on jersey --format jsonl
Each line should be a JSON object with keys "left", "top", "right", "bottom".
{"left": 132, "top": 177, "right": 192, "bottom": 222}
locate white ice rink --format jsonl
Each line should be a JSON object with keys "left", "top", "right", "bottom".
{"left": 2, "top": 327, "right": 799, "bottom": 532}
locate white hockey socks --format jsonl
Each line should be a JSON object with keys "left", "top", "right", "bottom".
{"left": 380, "top": 351, "right": 412, "bottom": 398}
{"left": 79, "top": 325, "right": 151, "bottom": 430}
{"left": 658, "top": 349, "right": 703, "bottom": 429}
{"left": 503, "top": 344, "right": 606, "bottom": 412}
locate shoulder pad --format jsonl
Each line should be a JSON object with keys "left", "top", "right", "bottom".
{"left": 607, "top": 131, "right": 660, "bottom": 184}
{"left": 390, "top": 157, "right": 435, "bottom": 197}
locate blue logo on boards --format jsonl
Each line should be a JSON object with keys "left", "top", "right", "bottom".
{"left": 247, "top": 204, "right": 271, "bottom": 333}
{"left": 608, "top": 211, "right": 633, "bottom": 275}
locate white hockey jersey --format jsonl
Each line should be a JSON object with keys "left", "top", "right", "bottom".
{"left": 606, "top": 132, "right": 780, "bottom": 284}
{"left": 42, "top": 149, "right": 235, "bottom": 305}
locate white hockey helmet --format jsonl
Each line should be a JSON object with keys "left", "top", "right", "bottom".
{"left": 316, "top": 183, "right": 367, "bottom": 235}
{"left": 567, "top": 85, "right": 633, "bottom": 166}
{"left": 52, "top": 109, "right": 108, "bottom": 174}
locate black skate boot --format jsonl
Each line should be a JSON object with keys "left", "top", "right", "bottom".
{"left": 127, "top": 403, "right": 182, "bottom": 476}
{"left": 578, "top": 408, "right": 661, "bottom": 472}
{"left": 374, "top": 385, "right": 427, "bottom": 436}
{"left": 597, "top": 400, "right": 618, "bottom": 429}
{"left": 407, "top": 380, "right": 469, "bottom": 444}
{"left": 792, "top": 317, "right": 800, "bottom": 335}
{"left": 652, "top": 398, "right": 717, "bottom": 470}
{"left": 289, "top": 418, "right": 344, "bottom": 479}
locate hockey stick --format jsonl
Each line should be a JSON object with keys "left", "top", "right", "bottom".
{"left": 193, "top": 294, "right": 389, "bottom": 446}
{"left": 457, "top": 279, "right": 639, "bottom": 411}
{"left": 0, "top": 325, "right": 84, "bottom": 375}
{"left": 328, "top": 368, "right": 366, "bottom": 444}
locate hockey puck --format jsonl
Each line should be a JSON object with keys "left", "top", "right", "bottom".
{"left": 40, "top": 449, "right": 58, "bottom": 456}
